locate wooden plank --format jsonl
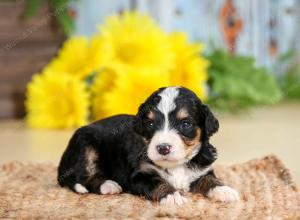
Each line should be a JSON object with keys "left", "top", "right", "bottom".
{"left": 0, "top": 7, "right": 51, "bottom": 27}
{"left": 0, "top": 2, "right": 64, "bottom": 118}
{"left": 0, "top": 42, "right": 60, "bottom": 59}
{"left": 0, "top": 63, "right": 48, "bottom": 82}
{"left": 0, "top": 26, "right": 62, "bottom": 43}
{"left": 0, "top": 96, "right": 25, "bottom": 118}
{"left": 0, "top": 2, "right": 63, "bottom": 45}
{"left": 195, "top": 0, "right": 224, "bottom": 47}
{"left": 0, "top": 83, "right": 26, "bottom": 98}
{"left": 277, "top": 0, "right": 298, "bottom": 53}
{"left": 0, "top": 43, "right": 60, "bottom": 82}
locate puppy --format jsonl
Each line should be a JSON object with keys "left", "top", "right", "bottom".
{"left": 57, "top": 86, "right": 239, "bottom": 205}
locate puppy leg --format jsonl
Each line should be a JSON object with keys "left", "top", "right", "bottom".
{"left": 58, "top": 126, "right": 104, "bottom": 194}
{"left": 130, "top": 171, "right": 187, "bottom": 206}
{"left": 73, "top": 147, "right": 107, "bottom": 194}
{"left": 190, "top": 170, "right": 239, "bottom": 202}
{"left": 71, "top": 151, "right": 91, "bottom": 194}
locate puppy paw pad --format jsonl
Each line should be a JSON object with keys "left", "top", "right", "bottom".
{"left": 160, "top": 191, "right": 188, "bottom": 206}
{"left": 74, "top": 183, "right": 89, "bottom": 194}
{"left": 207, "top": 186, "right": 239, "bottom": 202}
{"left": 100, "top": 180, "right": 122, "bottom": 195}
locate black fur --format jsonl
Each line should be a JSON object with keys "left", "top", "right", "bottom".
{"left": 57, "top": 87, "right": 222, "bottom": 202}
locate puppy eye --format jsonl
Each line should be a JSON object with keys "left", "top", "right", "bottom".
{"left": 145, "top": 120, "right": 154, "bottom": 128}
{"left": 180, "top": 120, "right": 192, "bottom": 130}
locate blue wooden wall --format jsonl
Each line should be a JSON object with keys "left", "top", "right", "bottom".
{"left": 73, "top": 0, "right": 300, "bottom": 68}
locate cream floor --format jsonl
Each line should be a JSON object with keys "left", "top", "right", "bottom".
{"left": 1, "top": 103, "right": 300, "bottom": 185}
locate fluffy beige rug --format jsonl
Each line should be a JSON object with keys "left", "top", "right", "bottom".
{"left": 0, "top": 155, "right": 299, "bottom": 220}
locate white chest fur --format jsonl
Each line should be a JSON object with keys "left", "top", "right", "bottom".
{"left": 157, "top": 165, "right": 211, "bottom": 192}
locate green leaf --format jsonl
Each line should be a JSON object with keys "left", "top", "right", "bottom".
{"left": 206, "top": 49, "right": 282, "bottom": 112}
{"left": 277, "top": 50, "right": 297, "bottom": 64}
{"left": 24, "top": 0, "right": 45, "bottom": 18}
{"left": 275, "top": 50, "right": 300, "bottom": 100}
{"left": 23, "top": 0, "right": 75, "bottom": 35}
{"left": 49, "top": 0, "right": 75, "bottom": 35}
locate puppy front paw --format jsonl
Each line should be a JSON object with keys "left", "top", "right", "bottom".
{"left": 100, "top": 180, "right": 122, "bottom": 195}
{"left": 160, "top": 191, "right": 188, "bottom": 206}
{"left": 207, "top": 186, "right": 239, "bottom": 202}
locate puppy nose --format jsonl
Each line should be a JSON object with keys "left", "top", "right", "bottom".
{"left": 156, "top": 143, "right": 171, "bottom": 155}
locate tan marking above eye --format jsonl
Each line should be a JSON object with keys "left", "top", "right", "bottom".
{"left": 147, "top": 111, "right": 155, "bottom": 120}
{"left": 176, "top": 108, "right": 189, "bottom": 120}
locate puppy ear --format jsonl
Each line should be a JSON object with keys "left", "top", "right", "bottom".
{"left": 199, "top": 104, "right": 219, "bottom": 140}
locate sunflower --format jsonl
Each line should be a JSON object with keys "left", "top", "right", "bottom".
{"left": 98, "top": 11, "right": 174, "bottom": 74}
{"left": 92, "top": 69, "right": 169, "bottom": 119}
{"left": 47, "top": 36, "right": 112, "bottom": 80}
{"left": 169, "top": 33, "right": 209, "bottom": 100}
{"left": 91, "top": 68, "right": 118, "bottom": 119}
{"left": 26, "top": 70, "right": 89, "bottom": 128}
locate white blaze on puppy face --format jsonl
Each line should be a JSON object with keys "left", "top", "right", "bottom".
{"left": 147, "top": 87, "right": 187, "bottom": 167}
{"left": 157, "top": 86, "right": 179, "bottom": 130}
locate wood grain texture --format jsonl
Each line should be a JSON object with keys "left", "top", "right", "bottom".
{"left": 74, "top": 0, "right": 300, "bottom": 67}
{"left": 0, "top": 2, "right": 64, "bottom": 119}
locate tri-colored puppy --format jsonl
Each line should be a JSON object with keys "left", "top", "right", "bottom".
{"left": 58, "top": 86, "right": 239, "bottom": 205}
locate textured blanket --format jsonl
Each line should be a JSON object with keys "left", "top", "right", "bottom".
{"left": 0, "top": 155, "right": 299, "bottom": 220}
